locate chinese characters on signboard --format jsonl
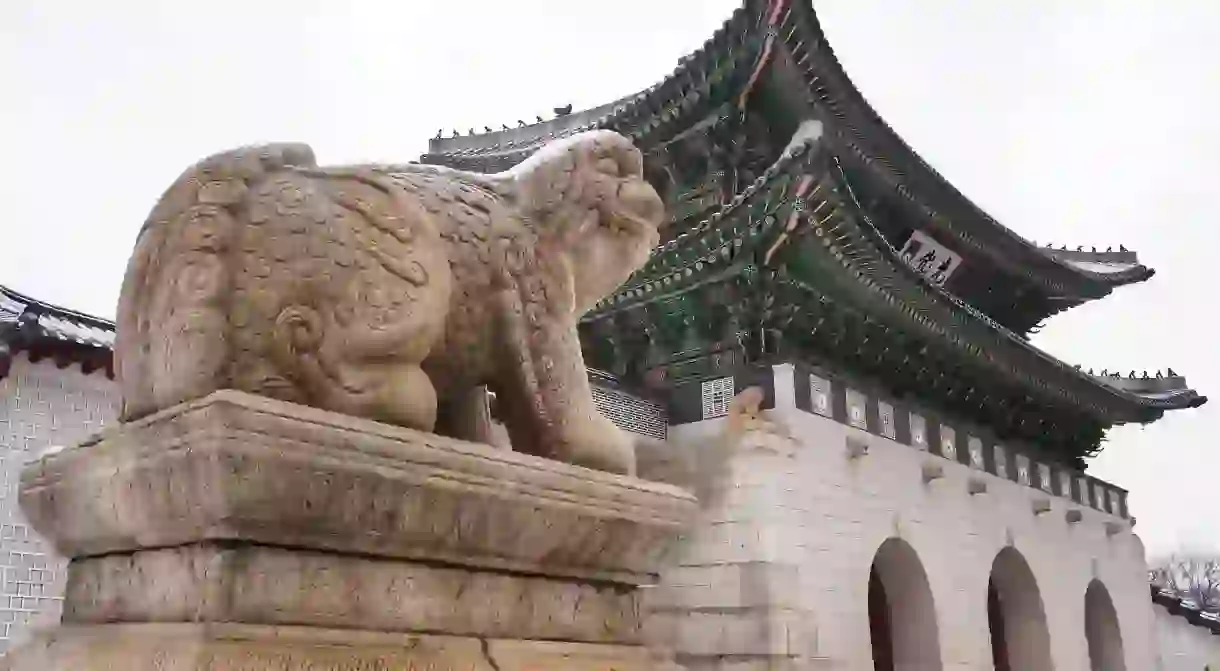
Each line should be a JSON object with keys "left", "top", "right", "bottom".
{"left": 899, "top": 230, "right": 962, "bottom": 287}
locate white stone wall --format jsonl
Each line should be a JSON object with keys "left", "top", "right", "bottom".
{"left": 1155, "top": 606, "right": 1220, "bottom": 671}
{"left": 0, "top": 353, "right": 117, "bottom": 653}
{"left": 647, "top": 412, "right": 817, "bottom": 671}
{"left": 652, "top": 364, "right": 1158, "bottom": 671}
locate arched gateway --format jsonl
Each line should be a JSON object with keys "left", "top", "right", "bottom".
{"left": 987, "top": 547, "right": 1053, "bottom": 671}
{"left": 867, "top": 538, "right": 942, "bottom": 671}
{"left": 1085, "top": 580, "right": 1127, "bottom": 671}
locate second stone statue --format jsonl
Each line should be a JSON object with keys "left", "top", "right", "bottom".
{"left": 114, "top": 131, "right": 665, "bottom": 475}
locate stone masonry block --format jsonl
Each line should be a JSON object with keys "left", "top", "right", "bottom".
{"left": 19, "top": 391, "right": 698, "bottom": 585}
{"left": 3, "top": 623, "right": 668, "bottom": 671}
{"left": 739, "top": 562, "right": 802, "bottom": 610}
{"left": 62, "top": 544, "right": 645, "bottom": 644}
{"left": 672, "top": 608, "right": 805, "bottom": 657}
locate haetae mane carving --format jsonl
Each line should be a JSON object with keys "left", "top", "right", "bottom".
{"left": 115, "top": 130, "right": 664, "bottom": 475}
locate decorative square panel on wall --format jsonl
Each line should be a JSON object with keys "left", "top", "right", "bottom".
{"left": 909, "top": 413, "right": 927, "bottom": 450}
{"left": 700, "top": 376, "right": 734, "bottom": 420}
{"left": 968, "top": 436, "right": 984, "bottom": 469}
{"left": 845, "top": 388, "right": 867, "bottom": 429}
{"left": 878, "top": 401, "right": 896, "bottom": 439}
{"left": 1016, "top": 455, "right": 1031, "bottom": 486}
{"left": 1038, "top": 463, "right": 1052, "bottom": 493}
{"left": 994, "top": 445, "right": 1008, "bottom": 478}
{"left": 809, "top": 374, "right": 831, "bottom": 417}
{"left": 939, "top": 425, "right": 957, "bottom": 461}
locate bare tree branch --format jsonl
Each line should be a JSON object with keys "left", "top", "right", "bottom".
{"left": 1151, "top": 553, "right": 1220, "bottom": 612}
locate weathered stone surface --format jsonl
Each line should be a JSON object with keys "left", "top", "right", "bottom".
{"left": 0, "top": 623, "right": 668, "bottom": 671}
{"left": 21, "top": 391, "right": 696, "bottom": 584}
{"left": 15, "top": 131, "right": 683, "bottom": 667}
{"left": 114, "top": 131, "right": 665, "bottom": 475}
{"left": 488, "top": 638, "right": 675, "bottom": 671}
{"left": 63, "top": 543, "right": 645, "bottom": 643}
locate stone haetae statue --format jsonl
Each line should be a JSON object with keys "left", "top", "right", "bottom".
{"left": 115, "top": 130, "right": 664, "bottom": 475}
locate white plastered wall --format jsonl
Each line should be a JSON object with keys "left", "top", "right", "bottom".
{"left": 654, "top": 364, "right": 1157, "bottom": 671}
{"left": 0, "top": 353, "right": 117, "bottom": 652}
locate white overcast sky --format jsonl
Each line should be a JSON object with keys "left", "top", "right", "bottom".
{"left": 2, "top": 1, "right": 1216, "bottom": 557}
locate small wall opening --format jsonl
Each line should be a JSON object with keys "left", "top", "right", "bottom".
{"left": 1085, "top": 579, "right": 1127, "bottom": 671}
{"left": 867, "top": 538, "right": 943, "bottom": 671}
{"left": 987, "top": 547, "right": 1053, "bottom": 671}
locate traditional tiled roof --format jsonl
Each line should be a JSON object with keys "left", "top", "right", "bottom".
{"left": 424, "top": 97, "right": 636, "bottom": 169}
{"left": 0, "top": 285, "right": 115, "bottom": 380}
{"left": 774, "top": 2, "right": 1149, "bottom": 300}
{"left": 1088, "top": 370, "right": 1202, "bottom": 405}
{"left": 1152, "top": 584, "right": 1220, "bottom": 636}
{"left": 418, "top": 0, "right": 1205, "bottom": 463}
{"left": 421, "top": 0, "right": 1154, "bottom": 331}
{"left": 1040, "top": 244, "right": 1154, "bottom": 287}
{"left": 582, "top": 133, "right": 1203, "bottom": 462}
{"left": 423, "top": 3, "right": 760, "bottom": 172}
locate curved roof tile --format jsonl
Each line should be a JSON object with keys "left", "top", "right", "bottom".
{"left": 0, "top": 285, "right": 115, "bottom": 379}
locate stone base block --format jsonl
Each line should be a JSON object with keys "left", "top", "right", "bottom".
{"left": 63, "top": 543, "right": 644, "bottom": 644}
{"left": 0, "top": 624, "right": 678, "bottom": 671}
{"left": 20, "top": 390, "right": 696, "bottom": 584}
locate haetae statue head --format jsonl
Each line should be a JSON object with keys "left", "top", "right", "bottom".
{"left": 508, "top": 130, "right": 665, "bottom": 314}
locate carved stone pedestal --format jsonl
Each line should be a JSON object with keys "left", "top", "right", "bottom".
{"left": 8, "top": 625, "right": 677, "bottom": 671}
{"left": 3, "top": 391, "right": 697, "bottom": 670}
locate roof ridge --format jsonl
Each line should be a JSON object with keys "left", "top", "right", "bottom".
{"left": 0, "top": 284, "right": 115, "bottom": 330}
{"left": 696, "top": 0, "right": 1152, "bottom": 301}
{"left": 820, "top": 154, "right": 1206, "bottom": 416}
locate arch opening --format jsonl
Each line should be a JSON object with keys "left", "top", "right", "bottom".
{"left": 987, "top": 579, "right": 1009, "bottom": 671}
{"left": 867, "top": 538, "right": 943, "bottom": 671}
{"left": 1085, "top": 579, "right": 1127, "bottom": 671}
{"left": 986, "top": 547, "right": 1053, "bottom": 671}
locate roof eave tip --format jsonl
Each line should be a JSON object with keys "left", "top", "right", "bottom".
{"left": 1134, "top": 266, "right": 1156, "bottom": 282}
